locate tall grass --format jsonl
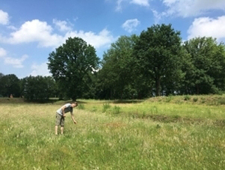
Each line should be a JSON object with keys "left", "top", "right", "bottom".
{"left": 82, "top": 101, "right": 225, "bottom": 121}
{"left": 0, "top": 102, "right": 225, "bottom": 169}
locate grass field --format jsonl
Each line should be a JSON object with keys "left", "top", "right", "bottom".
{"left": 1, "top": 96, "right": 225, "bottom": 169}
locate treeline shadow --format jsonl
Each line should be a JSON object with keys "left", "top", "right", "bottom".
{"left": 113, "top": 99, "right": 143, "bottom": 104}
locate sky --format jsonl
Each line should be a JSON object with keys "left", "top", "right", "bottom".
{"left": 0, "top": 0, "right": 225, "bottom": 78}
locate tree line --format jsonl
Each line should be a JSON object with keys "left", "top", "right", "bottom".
{"left": 1, "top": 24, "right": 225, "bottom": 101}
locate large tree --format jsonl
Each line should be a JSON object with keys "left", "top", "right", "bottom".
{"left": 21, "top": 76, "right": 56, "bottom": 101}
{"left": 97, "top": 35, "right": 139, "bottom": 99}
{"left": 133, "top": 24, "right": 183, "bottom": 96}
{"left": 181, "top": 37, "right": 225, "bottom": 94}
{"left": 0, "top": 74, "right": 20, "bottom": 97}
{"left": 48, "top": 37, "right": 99, "bottom": 100}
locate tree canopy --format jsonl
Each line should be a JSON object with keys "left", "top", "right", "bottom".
{"left": 0, "top": 74, "right": 20, "bottom": 97}
{"left": 97, "top": 35, "right": 139, "bottom": 99}
{"left": 133, "top": 24, "right": 183, "bottom": 96}
{"left": 48, "top": 37, "right": 100, "bottom": 100}
{"left": 21, "top": 76, "right": 56, "bottom": 101}
{"left": 181, "top": 37, "right": 225, "bottom": 94}
{"left": 1, "top": 24, "right": 225, "bottom": 100}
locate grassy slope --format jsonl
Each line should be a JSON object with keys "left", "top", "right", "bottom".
{"left": 0, "top": 95, "right": 225, "bottom": 169}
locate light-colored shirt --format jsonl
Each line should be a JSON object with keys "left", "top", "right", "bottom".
{"left": 56, "top": 103, "right": 73, "bottom": 115}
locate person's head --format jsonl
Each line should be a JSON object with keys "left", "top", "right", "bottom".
{"left": 71, "top": 102, "right": 78, "bottom": 107}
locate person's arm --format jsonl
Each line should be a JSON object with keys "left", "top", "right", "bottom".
{"left": 71, "top": 114, "right": 77, "bottom": 124}
{"left": 61, "top": 106, "right": 66, "bottom": 117}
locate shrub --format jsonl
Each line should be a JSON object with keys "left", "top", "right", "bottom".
{"left": 112, "top": 106, "right": 120, "bottom": 114}
{"left": 184, "top": 95, "right": 190, "bottom": 101}
{"left": 193, "top": 97, "right": 198, "bottom": 102}
{"left": 91, "top": 106, "right": 97, "bottom": 112}
{"left": 78, "top": 104, "right": 85, "bottom": 110}
{"left": 166, "top": 95, "right": 173, "bottom": 102}
{"left": 102, "top": 103, "right": 111, "bottom": 112}
{"left": 218, "top": 98, "right": 225, "bottom": 105}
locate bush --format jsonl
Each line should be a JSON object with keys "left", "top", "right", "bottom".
{"left": 218, "top": 98, "right": 225, "bottom": 105}
{"left": 193, "top": 97, "right": 198, "bottom": 102}
{"left": 112, "top": 106, "right": 120, "bottom": 114}
{"left": 91, "top": 106, "right": 97, "bottom": 112}
{"left": 102, "top": 103, "right": 111, "bottom": 112}
{"left": 166, "top": 95, "right": 173, "bottom": 102}
{"left": 77, "top": 104, "right": 85, "bottom": 110}
{"left": 184, "top": 95, "right": 190, "bottom": 101}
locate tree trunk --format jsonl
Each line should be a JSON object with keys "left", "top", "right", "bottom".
{"left": 156, "top": 77, "right": 161, "bottom": 96}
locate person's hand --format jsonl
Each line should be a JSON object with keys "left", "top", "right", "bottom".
{"left": 63, "top": 114, "right": 66, "bottom": 117}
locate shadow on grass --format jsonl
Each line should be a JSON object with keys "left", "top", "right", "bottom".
{"left": 0, "top": 97, "right": 91, "bottom": 104}
{"left": 113, "top": 99, "right": 143, "bottom": 104}
{"left": 131, "top": 113, "right": 225, "bottom": 127}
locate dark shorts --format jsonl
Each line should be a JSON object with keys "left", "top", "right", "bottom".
{"left": 55, "top": 113, "right": 65, "bottom": 127}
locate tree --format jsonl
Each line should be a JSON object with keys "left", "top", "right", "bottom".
{"left": 133, "top": 24, "right": 183, "bottom": 96}
{"left": 181, "top": 37, "right": 225, "bottom": 94}
{"left": 0, "top": 73, "right": 4, "bottom": 97}
{"left": 21, "top": 76, "right": 56, "bottom": 101}
{"left": 0, "top": 74, "right": 21, "bottom": 97}
{"left": 98, "top": 35, "right": 139, "bottom": 99}
{"left": 0, "top": 73, "right": 3, "bottom": 79}
{"left": 48, "top": 37, "right": 99, "bottom": 100}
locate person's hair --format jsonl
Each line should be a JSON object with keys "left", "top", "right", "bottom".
{"left": 72, "top": 102, "right": 78, "bottom": 106}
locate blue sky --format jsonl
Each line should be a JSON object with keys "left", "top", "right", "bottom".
{"left": 0, "top": 0, "right": 225, "bottom": 78}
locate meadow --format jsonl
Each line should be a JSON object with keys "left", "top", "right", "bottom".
{"left": 0, "top": 95, "right": 225, "bottom": 169}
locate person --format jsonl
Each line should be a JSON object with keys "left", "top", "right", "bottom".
{"left": 55, "top": 102, "right": 78, "bottom": 135}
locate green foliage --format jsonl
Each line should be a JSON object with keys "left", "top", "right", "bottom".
{"left": 166, "top": 95, "right": 173, "bottom": 102}
{"left": 193, "top": 97, "right": 198, "bottom": 102}
{"left": 48, "top": 37, "right": 99, "bottom": 100}
{"left": 77, "top": 104, "right": 85, "bottom": 110}
{"left": 181, "top": 37, "right": 225, "bottom": 94}
{"left": 97, "top": 35, "right": 139, "bottom": 99}
{"left": 91, "top": 106, "right": 97, "bottom": 112}
{"left": 218, "top": 98, "right": 225, "bottom": 105}
{"left": 184, "top": 95, "right": 190, "bottom": 101}
{"left": 21, "top": 76, "right": 56, "bottom": 102}
{"left": 0, "top": 74, "right": 21, "bottom": 97}
{"left": 133, "top": 24, "right": 183, "bottom": 96}
{"left": 112, "top": 106, "right": 121, "bottom": 114}
{"left": 2, "top": 26, "right": 225, "bottom": 100}
{"left": 102, "top": 103, "right": 111, "bottom": 112}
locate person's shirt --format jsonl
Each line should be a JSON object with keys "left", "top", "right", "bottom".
{"left": 56, "top": 103, "right": 73, "bottom": 115}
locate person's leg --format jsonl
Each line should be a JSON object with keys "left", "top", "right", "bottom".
{"left": 61, "top": 127, "right": 64, "bottom": 134}
{"left": 55, "top": 113, "right": 61, "bottom": 135}
{"left": 55, "top": 126, "right": 58, "bottom": 135}
{"left": 60, "top": 116, "right": 65, "bottom": 134}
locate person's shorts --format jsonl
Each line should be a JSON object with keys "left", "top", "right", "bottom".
{"left": 55, "top": 113, "right": 65, "bottom": 127}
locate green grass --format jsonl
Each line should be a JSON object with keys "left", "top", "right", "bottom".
{"left": 1, "top": 96, "right": 225, "bottom": 169}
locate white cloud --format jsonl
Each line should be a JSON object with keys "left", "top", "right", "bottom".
{"left": 116, "top": 0, "right": 150, "bottom": 11}
{"left": 131, "top": 0, "right": 149, "bottom": 6}
{"left": 3, "top": 54, "right": 28, "bottom": 68}
{"left": 7, "top": 19, "right": 64, "bottom": 47}
{"left": 30, "top": 62, "right": 51, "bottom": 77}
{"left": 116, "top": 0, "right": 124, "bottom": 11}
{"left": 187, "top": 16, "right": 225, "bottom": 42}
{"left": 53, "top": 19, "right": 72, "bottom": 32}
{"left": 162, "top": 0, "right": 225, "bottom": 17}
{"left": 0, "top": 10, "right": 9, "bottom": 25}
{"left": 122, "top": 19, "right": 140, "bottom": 33}
{"left": 0, "top": 19, "right": 115, "bottom": 49}
{"left": 151, "top": 9, "right": 162, "bottom": 24}
{"left": 0, "top": 48, "right": 28, "bottom": 68}
{"left": 0, "top": 47, "right": 7, "bottom": 57}
{"left": 65, "top": 28, "right": 115, "bottom": 49}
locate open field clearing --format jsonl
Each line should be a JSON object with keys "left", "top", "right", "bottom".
{"left": 1, "top": 99, "right": 225, "bottom": 169}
